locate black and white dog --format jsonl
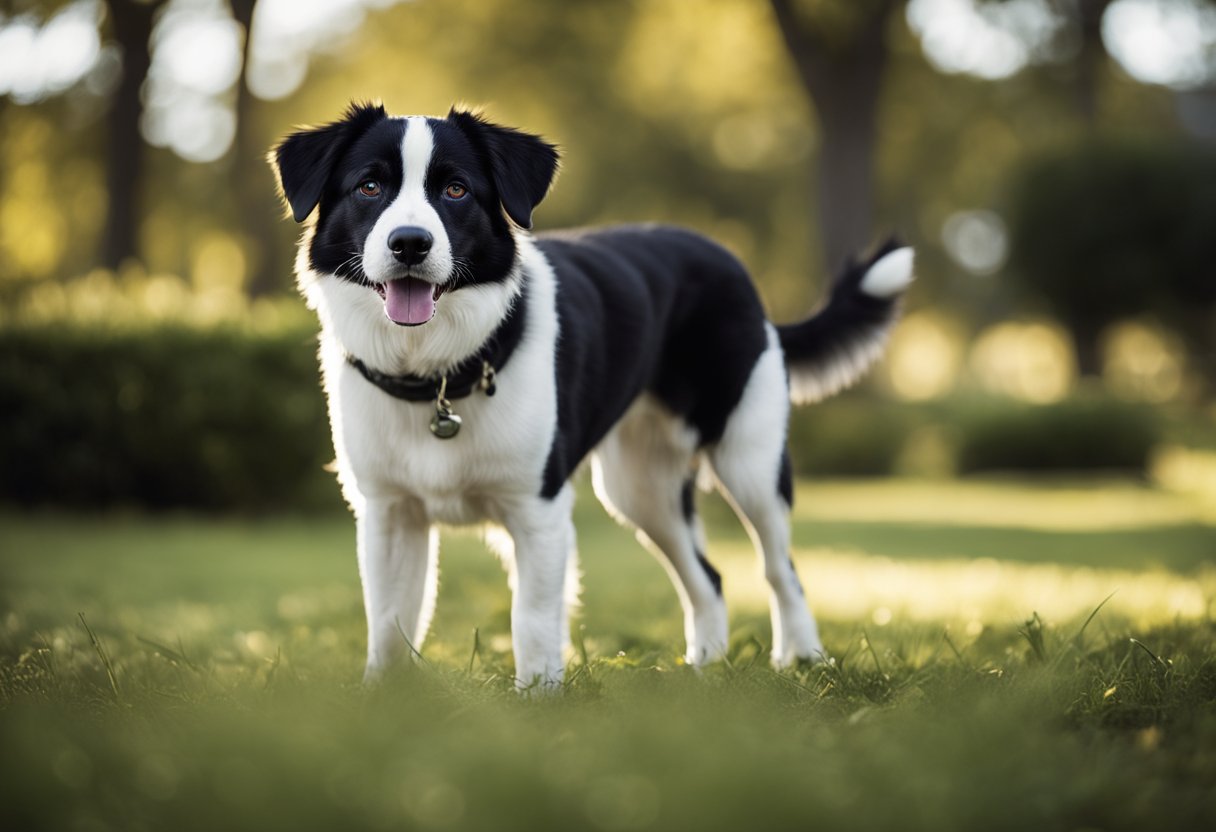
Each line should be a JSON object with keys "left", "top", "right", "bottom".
{"left": 271, "top": 104, "right": 912, "bottom": 687}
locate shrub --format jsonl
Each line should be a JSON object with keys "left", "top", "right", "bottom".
{"left": 0, "top": 325, "right": 338, "bottom": 512}
{"left": 954, "top": 395, "right": 1159, "bottom": 475}
{"left": 787, "top": 394, "right": 1162, "bottom": 479}
{"left": 1005, "top": 138, "right": 1216, "bottom": 377}
{"left": 786, "top": 396, "right": 918, "bottom": 477}
{"left": 0, "top": 325, "right": 1169, "bottom": 511}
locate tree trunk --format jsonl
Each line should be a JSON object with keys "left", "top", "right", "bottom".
{"left": 1068, "top": 0, "right": 1113, "bottom": 128}
{"left": 1176, "top": 304, "right": 1216, "bottom": 394}
{"left": 1069, "top": 316, "right": 1105, "bottom": 378}
{"left": 768, "top": 0, "right": 897, "bottom": 274}
{"left": 228, "top": 0, "right": 285, "bottom": 297}
{"left": 101, "top": 0, "right": 164, "bottom": 271}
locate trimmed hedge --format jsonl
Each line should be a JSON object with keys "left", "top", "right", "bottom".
{"left": 787, "top": 393, "right": 1160, "bottom": 478}
{"left": 0, "top": 326, "right": 337, "bottom": 511}
{"left": 787, "top": 396, "right": 919, "bottom": 477}
{"left": 0, "top": 326, "right": 1167, "bottom": 511}
{"left": 954, "top": 396, "right": 1159, "bottom": 475}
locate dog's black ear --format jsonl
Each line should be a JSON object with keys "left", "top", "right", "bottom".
{"left": 269, "top": 102, "right": 387, "bottom": 223}
{"left": 448, "top": 109, "right": 559, "bottom": 230}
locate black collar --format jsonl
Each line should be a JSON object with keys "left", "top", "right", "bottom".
{"left": 346, "top": 284, "right": 528, "bottom": 403}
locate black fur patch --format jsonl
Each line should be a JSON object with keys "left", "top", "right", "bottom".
{"left": 539, "top": 226, "right": 768, "bottom": 498}
{"left": 273, "top": 102, "right": 389, "bottom": 224}
{"left": 697, "top": 550, "right": 723, "bottom": 596}
{"left": 776, "top": 237, "right": 904, "bottom": 373}
{"left": 447, "top": 110, "right": 559, "bottom": 230}
{"left": 788, "top": 558, "right": 804, "bottom": 595}
{"left": 680, "top": 478, "right": 696, "bottom": 523}
{"left": 778, "top": 450, "right": 794, "bottom": 508}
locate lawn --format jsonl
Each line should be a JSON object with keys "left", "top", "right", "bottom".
{"left": 1, "top": 477, "right": 1214, "bottom": 831}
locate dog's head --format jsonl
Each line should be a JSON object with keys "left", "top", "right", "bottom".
{"left": 270, "top": 104, "right": 559, "bottom": 327}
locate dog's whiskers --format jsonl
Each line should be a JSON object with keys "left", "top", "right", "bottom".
{"left": 449, "top": 257, "right": 475, "bottom": 289}
{"left": 330, "top": 250, "right": 366, "bottom": 280}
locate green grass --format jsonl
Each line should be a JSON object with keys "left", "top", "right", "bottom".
{"left": 1, "top": 478, "right": 1215, "bottom": 831}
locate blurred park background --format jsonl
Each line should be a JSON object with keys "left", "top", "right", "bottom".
{"left": 1, "top": 0, "right": 1216, "bottom": 511}
{"left": 3, "top": 2, "right": 1216, "bottom": 830}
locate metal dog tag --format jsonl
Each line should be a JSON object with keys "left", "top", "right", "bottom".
{"left": 430, "top": 395, "right": 462, "bottom": 439}
{"left": 430, "top": 410, "right": 461, "bottom": 439}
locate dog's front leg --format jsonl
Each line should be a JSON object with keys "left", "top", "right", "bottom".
{"left": 503, "top": 487, "right": 575, "bottom": 691}
{"left": 355, "top": 495, "right": 436, "bottom": 682}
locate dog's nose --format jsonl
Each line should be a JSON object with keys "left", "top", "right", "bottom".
{"left": 387, "top": 226, "right": 433, "bottom": 266}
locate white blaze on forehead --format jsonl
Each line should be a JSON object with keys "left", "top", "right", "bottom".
{"left": 360, "top": 116, "right": 453, "bottom": 288}
{"left": 401, "top": 116, "right": 434, "bottom": 205}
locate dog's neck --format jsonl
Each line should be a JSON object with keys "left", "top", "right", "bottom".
{"left": 303, "top": 242, "right": 528, "bottom": 379}
{"left": 346, "top": 283, "right": 528, "bottom": 402}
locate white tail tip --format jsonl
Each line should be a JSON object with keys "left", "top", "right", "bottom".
{"left": 859, "top": 247, "right": 915, "bottom": 299}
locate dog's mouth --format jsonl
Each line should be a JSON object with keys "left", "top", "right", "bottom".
{"left": 372, "top": 277, "right": 450, "bottom": 327}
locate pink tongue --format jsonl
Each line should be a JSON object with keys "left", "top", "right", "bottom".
{"left": 383, "top": 277, "right": 436, "bottom": 326}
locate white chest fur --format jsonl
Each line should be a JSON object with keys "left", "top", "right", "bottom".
{"left": 308, "top": 238, "right": 560, "bottom": 525}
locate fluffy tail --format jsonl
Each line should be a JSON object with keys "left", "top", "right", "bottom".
{"left": 778, "top": 239, "right": 915, "bottom": 405}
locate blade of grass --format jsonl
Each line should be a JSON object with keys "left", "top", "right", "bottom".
{"left": 1129, "top": 638, "right": 1170, "bottom": 672}
{"left": 263, "top": 647, "right": 282, "bottom": 690}
{"left": 1018, "top": 612, "right": 1048, "bottom": 663}
{"left": 942, "top": 630, "right": 973, "bottom": 672}
{"left": 394, "top": 618, "right": 431, "bottom": 667}
{"left": 467, "top": 627, "right": 481, "bottom": 675}
{"left": 1073, "top": 591, "right": 1117, "bottom": 651}
{"left": 862, "top": 629, "right": 886, "bottom": 677}
{"left": 78, "top": 613, "right": 121, "bottom": 703}
{"left": 767, "top": 668, "right": 816, "bottom": 695}
{"left": 574, "top": 623, "right": 590, "bottom": 671}
{"left": 738, "top": 635, "right": 767, "bottom": 674}
{"left": 138, "top": 636, "right": 200, "bottom": 671}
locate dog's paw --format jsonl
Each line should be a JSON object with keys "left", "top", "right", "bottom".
{"left": 771, "top": 645, "right": 830, "bottom": 671}
{"left": 514, "top": 669, "right": 565, "bottom": 696}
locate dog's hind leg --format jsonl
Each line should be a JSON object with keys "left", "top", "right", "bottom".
{"left": 709, "top": 328, "right": 825, "bottom": 667}
{"left": 591, "top": 398, "right": 729, "bottom": 666}
{"left": 355, "top": 495, "right": 438, "bottom": 682}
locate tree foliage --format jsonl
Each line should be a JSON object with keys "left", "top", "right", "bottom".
{"left": 1007, "top": 138, "right": 1216, "bottom": 375}
{"left": 0, "top": 0, "right": 1211, "bottom": 384}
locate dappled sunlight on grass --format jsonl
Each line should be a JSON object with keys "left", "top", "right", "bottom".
{"left": 733, "top": 550, "right": 1214, "bottom": 631}
{"left": 693, "top": 477, "right": 1216, "bottom": 635}
{"left": 2, "top": 478, "right": 1215, "bottom": 831}
{"left": 648, "top": 476, "right": 1216, "bottom": 641}
{"left": 790, "top": 477, "right": 1216, "bottom": 530}
{"left": 1, "top": 477, "right": 1212, "bottom": 666}
{"left": 1154, "top": 445, "right": 1216, "bottom": 520}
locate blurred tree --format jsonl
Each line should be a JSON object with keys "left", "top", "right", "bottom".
{"left": 767, "top": 0, "right": 901, "bottom": 274}
{"left": 979, "top": 0, "right": 1216, "bottom": 122}
{"left": 0, "top": 0, "right": 1207, "bottom": 319}
{"left": 101, "top": 0, "right": 168, "bottom": 271}
{"left": 976, "top": 0, "right": 1115, "bottom": 126}
{"left": 227, "top": 0, "right": 282, "bottom": 296}
{"left": 1006, "top": 138, "right": 1216, "bottom": 382}
{"left": 1064, "top": 0, "right": 1114, "bottom": 126}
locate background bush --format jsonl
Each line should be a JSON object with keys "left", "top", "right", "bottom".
{"left": 0, "top": 327, "right": 1168, "bottom": 511}
{"left": 787, "top": 396, "right": 921, "bottom": 477}
{"left": 953, "top": 396, "right": 1159, "bottom": 476}
{"left": 0, "top": 326, "right": 337, "bottom": 512}
{"left": 1006, "top": 138, "right": 1216, "bottom": 379}
{"left": 788, "top": 393, "right": 1161, "bottom": 478}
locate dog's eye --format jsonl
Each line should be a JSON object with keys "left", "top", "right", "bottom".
{"left": 357, "top": 180, "right": 381, "bottom": 197}
{"left": 444, "top": 182, "right": 468, "bottom": 200}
